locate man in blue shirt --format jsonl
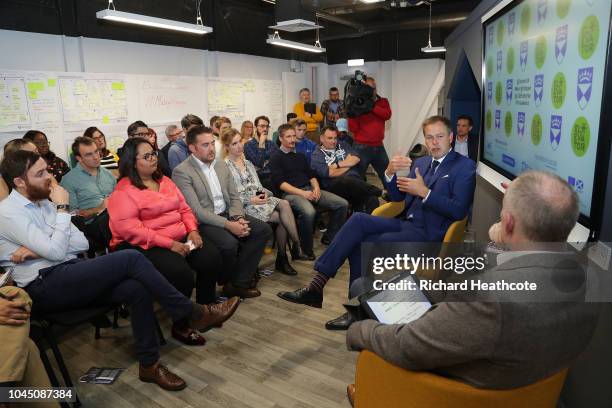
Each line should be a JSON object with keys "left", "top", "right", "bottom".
{"left": 311, "top": 126, "right": 381, "bottom": 215}
{"left": 244, "top": 115, "right": 279, "bottom": 192}
{"left": 168, "top": 114, "right": 203, "bottom": 172}
{"left": 61, "top": 136, "right": 116, "bottom": 248}
{"left": 294, "top": 119, "right": 317, "bottom": 166}
{"left": 0, "top": 150, "right": 241, "bottom": 391}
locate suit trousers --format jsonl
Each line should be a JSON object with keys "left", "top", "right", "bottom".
{"left": 25, "top": 250, "right": 193, "bottom": 366}
{"left": 198, "top": 215, "right": 272, "bottom": 288}
{"left": 0, "top": 287, "right": 60, "bottom": 408}
{"left": 117, "top": 242, "right": 222, "bottom": 304}
{"left": 314, "top": 212, "right": 427, "bottom": 289}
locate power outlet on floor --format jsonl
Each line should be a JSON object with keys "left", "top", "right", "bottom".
{"left": 588, "top": 241, "right": 612, "bottom": 271}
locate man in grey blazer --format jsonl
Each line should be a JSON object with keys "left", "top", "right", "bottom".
{"left": 173, "top": 126, "right": 272, "bottom": 298}
{"left": 347, "top": 170, "right": 600, "bottom": 390}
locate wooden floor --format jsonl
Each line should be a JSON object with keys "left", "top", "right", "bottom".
{"left": 54, "top": 234, "right": 357, "bottom": 408}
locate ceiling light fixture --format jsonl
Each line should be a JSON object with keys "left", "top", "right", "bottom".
{"left": 421, "top": 1, "right": 446, "bottom": 53}
{"left": 348, "top": 59, "right": 365, "bottom": 66}
{"left": 359, "top": 0, "right": 386, "bottom": 3}
{"left": 96, "top": 0, "right": 212, "bottom": 35}
{"left": 267, "top": 31, "right": 326, "bottom": 53}
{"left": 266, "top": 31, "right": 325, "bottom": 53}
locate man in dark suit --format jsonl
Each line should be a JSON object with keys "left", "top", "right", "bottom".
{"left": 346, "top": 170, "right": 600, "bottom": 390}
{"left": 452, "top": 114, "right": 479, "bottom": 162}
{"left": 278, "top": 116, "right": 476, "bottom": 329}
{"left": 172, "top": 126, "right": 272, "bottom": 299}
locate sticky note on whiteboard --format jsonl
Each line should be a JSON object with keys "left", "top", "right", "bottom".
{"left": 102, "top": 116, "right": 110, "bottom": 124}
{"left": 48, "top": 79, "right": 57, "bottom": 87}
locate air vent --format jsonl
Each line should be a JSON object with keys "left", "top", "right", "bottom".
{"left": 269, "top": 19, "right": 323, "bottom": 32}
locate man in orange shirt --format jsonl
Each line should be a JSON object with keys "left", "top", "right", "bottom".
{"left": 293, "top": 88, "right": 323, "bottom": 142}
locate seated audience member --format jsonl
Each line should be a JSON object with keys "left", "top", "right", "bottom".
{"left": 108, "top": 137, "right": 224, "bottom": 345}
{"left": 214, "top": 117, "right": 232, "bottom": 159}
{"left": 272, "top": 113, "right": 298, "bottom": 146}
{"left": 0, "top": 285, "right": 58, "bottom": 407}
{"left": 60, "top": 137, "right": 116, "bottom": 249}
{"left": 222, "top": 128, "right": 301, "bottom": 276}
{"left": 1, "top": 139, "right": 41, "bottom": 201}
{"left": 121, "top": 121, "right": 171, "bottom": 177}
{"left": 270, "top": 124, "right": 348, "bottom": 259}
{"left": 240, "top": 120, "right": 255, "bottom": 144}
{"left": 84, "top": 126, "right": 119, "bottom": 176}
{"left": 161, "top": 124, "right": 184, "bottom": 163}
{"left": 347, "top": 170, "right": 600, "bottom": 390}
{"left": 169, "top": 114, "right": 203, "bottom": 172}
{"left": 23, "top": 130, "right": 70, "bottom": 182}
{"left": 311, "top": 126, "right": 381, "bottom": 214}
{"left": 0, "top": 150, "right": 240, "bottom": 390}
{"left": 452, "top": 114, "right": 479, "bottom": 162}
{"left": 335, "top": 118, "right": 353, "bottom": 146}
{"left": 244, "top": 115, "right": 279, "bottom": 191}
{"left": 293, "top": 88, "right": 323, "bottom": 142}
{"left": 294, "top": 119, "right": 317, "bottom": 166}
{"left": 172, "top": 126, "right": 272, "bottom": 298}
{"left": 209, "top": 115, "right": 220, "bottom": 137}
{"left": 278, "top": 116, "right": 476, "bottom": 330}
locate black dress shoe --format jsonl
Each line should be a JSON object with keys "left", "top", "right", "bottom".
{"left": 277, "top": 287, "right": 323, "bottom": 308}
{"left": 290, "top": 242, "right": 310, "bottom": 261}
{"left": 302, "top": 252, "right": 316, "bottom": 261}
{"left": 325, "top": 312, "right": 354, "bottom": 331}
{"left": 275, "top": 255, "right": 297, "bottom": 276}
{"left": 320, "top": 236, "right": 331, "bottom": 245}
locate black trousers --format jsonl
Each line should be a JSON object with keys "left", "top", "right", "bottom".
{"left": 25, "top": 250, "right": 192, "bottom": 366}
{"left": 327, "top": 176, "right": 382, "bottom": 214}
{"left": 198, "top": 215, "right": 272, "bottom": 288}
{"left": 117, "top": 241, "right": 222, "bottom": 304}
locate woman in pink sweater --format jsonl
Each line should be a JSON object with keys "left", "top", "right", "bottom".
{"left": 108, "top": 137, "right": 222, "bottom": 346}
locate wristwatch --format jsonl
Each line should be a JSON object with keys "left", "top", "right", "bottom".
{"left": 56, "top": 204, "right": 70, "bottom": 212}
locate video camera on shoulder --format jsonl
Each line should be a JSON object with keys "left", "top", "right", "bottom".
{"left": 344, "top": 70, "right": 375, "bottom": 118}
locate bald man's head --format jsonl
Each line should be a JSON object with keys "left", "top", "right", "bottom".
{"left": 502, "top": 171, "right": 579, "bottom": 242}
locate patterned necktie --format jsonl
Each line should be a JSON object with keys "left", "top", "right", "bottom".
{"left": 424, "top": 160, "right": 440, "bottom": 185}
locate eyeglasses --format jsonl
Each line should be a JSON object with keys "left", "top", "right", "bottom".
{"left": 137, "top": 151, "right": 159, "bottom": 161}
{"left": 131, "top": 132, "right": 151, "bottom": 138}
{"left": 92, "top": 135, "right": 105, "bottom": 141}
{"left": 257, "top": 124, "right": 270, "bottom": 129}
{"left": 34, "top": 141, "right": 49, "bottom": 146}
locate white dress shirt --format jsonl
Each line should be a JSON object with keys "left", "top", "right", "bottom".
{"left": 0, "top": 190, "right": 89, "bottom": 287}
{"left": 193, "top": 156, "right": 227, "bottom": 215}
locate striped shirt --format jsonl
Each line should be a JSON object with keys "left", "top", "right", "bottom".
{"left": 100, "top": 152, "right": 119, "bottom": 170}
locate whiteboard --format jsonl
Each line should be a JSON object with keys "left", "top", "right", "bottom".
{"left": 0, "top": 70, "right": 209, "bottom": 161}
{"left": 207, "top": 77, "right": 284, "bottom": 133}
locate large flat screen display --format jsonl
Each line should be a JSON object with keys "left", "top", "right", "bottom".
{"left": 482, "top": 0, "right": 611, "bottom": 228}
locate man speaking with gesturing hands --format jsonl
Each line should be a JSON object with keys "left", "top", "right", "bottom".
{"left": 278, "top": 115, "right": 476, "bottom": 330}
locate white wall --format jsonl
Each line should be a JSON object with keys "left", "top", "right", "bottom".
{"left": 0, "top": 29, "right": 445, "bottom": 158}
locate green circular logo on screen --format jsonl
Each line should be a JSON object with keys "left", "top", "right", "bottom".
{"left": 535, "top": 35, "right": 547, "bottom": 69}
{"left": 504, "top": 112, "right": 513, "bottom": 137}
{"left": 557, "top": 0, "right": 571, "bottom": 19}
{"left": 507, "top": 47, "right": 515, "bottom": 74}
{"left": 486, "top": 110, "right": 492, "bottom": 130}
{"left": 531, "top": 114, "right": 542, "bottom": 146}
{"left": 495, "top": 81, "right": 503, "bottom": 106}
{"left": 551, "top": 72, "right": 567, "bottom": 109}
{"left": 579, "top": 15, "right": 600, "bottom": 60}
{"left": 571, "top": 117, "right": 590, "bottom": 157}
{"left": 520, "top": 5, "right": 531, "bottom": 35}
{"left": 497, "top": 21, "right": 505, "bottom": 46}
{"left": 487, "top": 57, "right": 494, "bottom": 77}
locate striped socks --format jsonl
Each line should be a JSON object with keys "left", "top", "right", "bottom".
{"left": 308, "top": 272, "right": 330, "bottom": 294}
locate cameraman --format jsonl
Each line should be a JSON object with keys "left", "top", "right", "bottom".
{"left": 348, "top": 76, "right": 392, "bottom": 186}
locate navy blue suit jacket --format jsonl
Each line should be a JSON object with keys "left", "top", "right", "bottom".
{"left": 385, "top": 150, "right": 476, "bottom": 242}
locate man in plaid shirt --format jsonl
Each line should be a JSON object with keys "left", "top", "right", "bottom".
{"left": 320, "top": 87, "right": 345, "bottom": 128}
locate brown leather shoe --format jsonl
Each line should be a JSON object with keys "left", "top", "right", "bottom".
{"left": 347, "top": 384, "right": 356, "bottom": 407}
{"left": 139, "top": 361, "right": 186, "bottom": 391}
{"left": 191, "top": 296, "right": 240, "bottom": 331}
{"left": 223, "top": 282, "right": 261, "bottom": 298}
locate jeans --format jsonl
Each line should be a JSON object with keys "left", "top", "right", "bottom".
{"left": 284, "top": 188, "right": 348, "bottom": 254}
{"left": 352, "top": 143, "right": 390, "bottom": 187}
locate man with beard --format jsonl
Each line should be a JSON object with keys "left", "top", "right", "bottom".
{"left": 0, "top": 150, "right": 240, "bottom": 391}
{"left": 244, "top": 115, "right": 279, "bottom": 192}
{"left": 320, "top": 87, "right": 345, "bottom": 128}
